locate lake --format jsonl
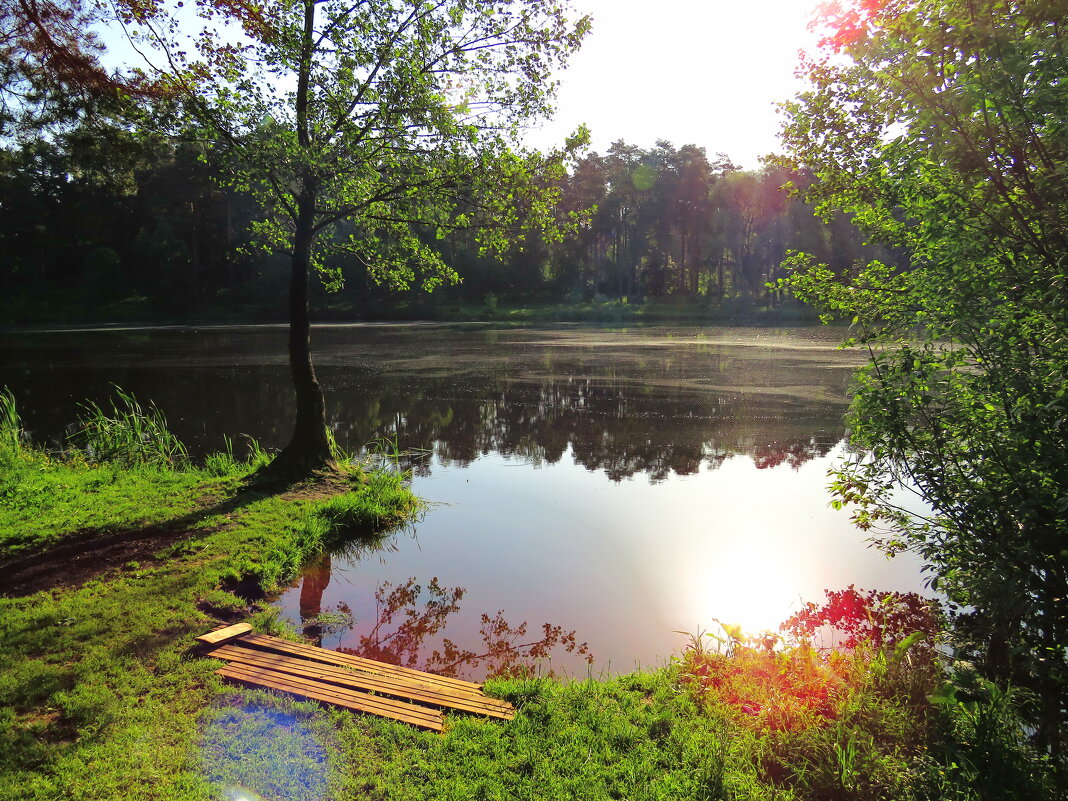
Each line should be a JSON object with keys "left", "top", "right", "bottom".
{"left": 0, "top": 322, "right": 929, "bottom": 677}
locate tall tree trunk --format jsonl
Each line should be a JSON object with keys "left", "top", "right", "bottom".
{"left": 262, "top": 0, "right": 331, "bottom": 478}
{"left": 269, "top": 188, "right": 332, "bottom": 476}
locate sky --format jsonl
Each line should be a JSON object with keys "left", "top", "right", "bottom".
{"left": 523, "top": 0, "right": 825, "bottom": 169}
{"left": 97, "top": 0, "right": 824, "bottom": 170}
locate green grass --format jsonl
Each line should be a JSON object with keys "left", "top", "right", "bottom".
{"left": 0, "top": 391, "right": 1056, "bottom": 800}
{"left": 0, "top": 451, "right": 423, "bottom": 800}
{"left": 70, "top": 386, "right": 189, "bottom": 468}
{"left": 0, "top": 453, "right": 229, "bottom": 559}
{"left": 0, "top": 390, "right": 426, "bottom": 799}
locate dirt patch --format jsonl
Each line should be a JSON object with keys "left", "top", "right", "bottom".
{"left": 0, "top": 521, "right": 204, "bottom": 598}
{"left": 0, "top": 472, "right": 356, "bottom": 598}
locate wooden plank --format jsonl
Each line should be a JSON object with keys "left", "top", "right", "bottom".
{"left": 218, "top": 662, "right": 443, "bottom": 729}
{"left": 239, "top": 633, "right": 487, "bottom": 695}
{"left": 240, "top": 633, "right": 484, "bottom": 692}
{"left": 218, "top": 644, "right": 513, "bottom": 718}
{"left": 196, "top": 622, "right": 253, "bottom": 645}
{"left": 218, "top": 662, "right": 443, "bottom": 731}
{"left": 216, "top": 663, "right": 444, "bottom": 732}
{"left": 210, "top": 643, "right": 515, "bottom": 720}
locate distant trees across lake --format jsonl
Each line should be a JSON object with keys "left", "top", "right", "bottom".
{"left": 0, "top": 132, "right": 889, "bottom": 323}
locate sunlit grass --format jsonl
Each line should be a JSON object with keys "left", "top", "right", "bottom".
{"left": 0, "top": 390, "right": 425, "bottom": 797}
{"left": 674, "top": 597, "right": 1054, "bottom": 800}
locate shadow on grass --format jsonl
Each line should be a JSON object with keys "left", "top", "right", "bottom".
{"left": 0, "top": 479, "right": 279, "bottom": 598}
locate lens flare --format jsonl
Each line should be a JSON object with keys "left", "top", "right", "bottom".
{"left": 198, "top": 700, "right": 330, "bottom": 801}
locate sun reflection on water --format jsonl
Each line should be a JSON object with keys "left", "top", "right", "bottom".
{"left": 700, "top": 539, "right": 798, "bottom": 635}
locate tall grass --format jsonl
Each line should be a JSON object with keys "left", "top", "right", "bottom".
{"left": 70, "top": 386, "right": 189, "bottom": 467}
{"left": 676, "top": 604, "right": 1059, "bottom": 800}
{"left": 0, "top": 387, "right": 23, "bottom": 460}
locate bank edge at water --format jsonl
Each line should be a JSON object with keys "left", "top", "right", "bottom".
{"left": 0, "top": 399, "right": 1053, "bottom": 800}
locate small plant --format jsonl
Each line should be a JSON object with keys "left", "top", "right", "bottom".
{"left": 325, "top": 426, "right": 351, "bottom": 464}
{"left": 70, "top": 386, "right": 188, "bottom": 467}
{"left": 310, "top": 474, "right": 420, "bottom": 548}
{"left": 242, "top": 434, "right": 272, "bottom": 470}
{"left": 364, "top": 433, "right": 426, "bottom": 477}
{"left": 204, "top": 434, "right": 239, "bottom": 476}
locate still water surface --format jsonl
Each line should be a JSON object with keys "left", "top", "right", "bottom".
{"left": 0, "top": 323, "right": 928, "bottom": 676}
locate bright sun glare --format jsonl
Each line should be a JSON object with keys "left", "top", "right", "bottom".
{"left": 699, "top": 540, "right": 798, "bottom": 635}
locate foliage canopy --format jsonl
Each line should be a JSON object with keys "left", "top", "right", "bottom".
{"left": 777, "top": 0, "right": 1068, "bottom": 760}
{"left": 96, "top": 0, "right": 591, "bottom": 472}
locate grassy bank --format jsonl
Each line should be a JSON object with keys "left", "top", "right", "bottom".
{"left": 0, "top": 390, "right": 422, "bottom": 799}
{"left": 0, "top": 391, "right": 1053, "bottom": 800}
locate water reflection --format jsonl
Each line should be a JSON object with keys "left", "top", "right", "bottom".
{"left": 275, "top": 445, "right": 929, "bottom": 674}
{"left": 0, "top": 324, "right": 860, "bottom": 483}
{"left": 298, "top": 552, "right": 333, "bottom": 646}
{"left": 0, "top": 324, "right": 928, "bottom": 670}
{"left": 290, "top": 554, "right": 592, "bottom": 680}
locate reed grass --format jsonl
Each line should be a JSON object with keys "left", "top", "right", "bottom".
{"left": 70, "top": 386, "right": 189, "bottom": 467}
{"left": 0, "top": 387, "right": 23, "bottom": 459}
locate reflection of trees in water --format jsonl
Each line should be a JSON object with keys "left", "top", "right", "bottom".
{"left": 323, "top": 374, "right": 847, "bottom": 482}
{"left": 295, "top": 556, "right": 592, "bottom": 681}
{"left": 6, "top": 359, "right": 847, "bottom": 482}
{"left": 751, "top": 439, "right": 836, "bottom": 471}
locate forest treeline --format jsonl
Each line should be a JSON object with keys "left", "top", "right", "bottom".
{"left": 0, "top": 124, "right": 889, "bottom": 323}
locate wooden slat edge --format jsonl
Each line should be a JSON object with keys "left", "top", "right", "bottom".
{"left": 241, "top": 633, "right": 484, "bottom": 692}
{"left": 212, "top": 644, "right": 515, "bottom": 716}
{"left": 216, "top": 664, "right": 444, "bottom": 731}
{"left": 211, "top": 644, "right": 515, "bottom": 720}
{"left": 219, "top": 668, "right": 444, "bottom": 732}
{"left": 196, "top": 622, "right": 253, "bottom": 645}
{"left": 244, "top": 633, "right": 482, "bottom": 687}
{"left": 246, "top": 634, "right": 483, "bottom": 689}
{"left": 218, "top": 662, "right": 443, "bottom": 725}
{"left": 215, "top": 644, "right": 510, "bottom": 710}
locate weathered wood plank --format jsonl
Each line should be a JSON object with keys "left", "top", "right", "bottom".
{"left": 196, "top": 622, "right": 253, "bottom": 645}
{"left": 210, "top": 643, "right": 514, "bottom": 720}
{"left": 239, "top": 633, "right": 486, "bottom": 695}
{"left": 216, "top": 663, "right": 444, "bottom": 732}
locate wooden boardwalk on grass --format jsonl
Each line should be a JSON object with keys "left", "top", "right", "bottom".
{"left": 197, "top": 623, "right": 515, "bottom": 732}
